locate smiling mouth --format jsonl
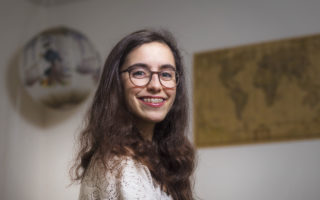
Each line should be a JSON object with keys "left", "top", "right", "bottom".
{"left": 141, "top": 97, "right": 164, "bottom": 103}
{"left": 138, "top": 97, "right": 166, "bottom": 107}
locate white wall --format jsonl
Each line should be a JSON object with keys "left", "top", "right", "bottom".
{"left": 0, "top": 1, "right": 45, "bottom": 200}
{"left": 1, "top": 0, "right": 320, "bottom": 200}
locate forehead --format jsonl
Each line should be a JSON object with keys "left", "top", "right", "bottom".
{"left": 122, "top": 42, "right": 176, "bottom": 70}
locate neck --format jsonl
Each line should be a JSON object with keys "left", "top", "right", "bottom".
{"left": 135, "top": 120, "right": 155, "bottom": 141}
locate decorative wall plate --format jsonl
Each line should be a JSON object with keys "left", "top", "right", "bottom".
{"left": 20, "top": 26, "right": 101, "bottom": 110}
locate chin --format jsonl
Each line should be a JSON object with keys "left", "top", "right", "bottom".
{"left": 147, "top": 118, "right": 165, "bottom": 123}
{"left": 143, "top": 115, "right": 166, "bottom": 123}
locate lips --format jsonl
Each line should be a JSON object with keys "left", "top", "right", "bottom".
{"left": 138, "top": 96, "right": 166, "bottom": 107}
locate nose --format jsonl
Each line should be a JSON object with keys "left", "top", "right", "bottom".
{"left": 147, "top": 73, "right": 162, "bottom": 92}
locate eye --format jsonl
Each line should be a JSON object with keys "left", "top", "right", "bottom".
{"left": 131, "top": 68, "right": 148, "bottom": 78}
{"left": 160, "top": 71, "right": 174, "bottom": 80}
{"left": 132, "top": 71, "right": 145, "bottom": 78}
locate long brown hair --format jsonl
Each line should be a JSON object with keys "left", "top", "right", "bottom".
{"left": 71, "top": 29, "right": 195, "bottom": 200}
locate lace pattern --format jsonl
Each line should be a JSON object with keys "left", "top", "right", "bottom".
{"left": 79, "top": 157, "right": 172, "bottom": 200}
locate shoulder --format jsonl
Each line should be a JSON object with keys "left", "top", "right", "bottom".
{"left": 117, "top": 158, "right": 154, "bottom": 196}
{"left": 117, "top": 158, "right": 172, "bottom": 199}
{"left": 79, "top": 156, "right": 171, "bottom": 200}
{"left": 119, "top": 157, "right": 153, "bottom": 184}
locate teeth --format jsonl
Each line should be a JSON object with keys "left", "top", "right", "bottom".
{"left": 142, "top": 98, "right": 164, "bottom": 103}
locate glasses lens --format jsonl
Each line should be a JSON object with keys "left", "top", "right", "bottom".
{"left": 159, "top": 69, "right": 177, "bottom": 88}
{"left": 128, "top": 66, "right": 178, "bottom": 88}
{"left": 129, "top": 66, "right": 150, "bottom": 86}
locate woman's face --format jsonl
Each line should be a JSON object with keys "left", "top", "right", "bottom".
{"left": 121, "top": 42, "right": 177, "bottom": 124}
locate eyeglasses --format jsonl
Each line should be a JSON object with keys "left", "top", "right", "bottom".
{"left": 121, "top": 65, "right": 179, "bottom": 88}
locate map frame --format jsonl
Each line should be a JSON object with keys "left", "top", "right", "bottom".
{"left": 194, "top": 34, "right": 320, "bottom": 148}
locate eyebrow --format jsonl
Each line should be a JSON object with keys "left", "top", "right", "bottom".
{"left": 127, "top": 63, "right": 176, "bottom": 70}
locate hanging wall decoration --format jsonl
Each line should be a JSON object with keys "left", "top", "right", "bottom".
{"left": 194, "top": 34, "right": 320, "bottom": 147}
{"left": 20, "top": 26, "right": 101, "bottom": 110}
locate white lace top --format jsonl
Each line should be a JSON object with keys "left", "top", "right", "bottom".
{"left": 79, "top": 157, "right": 173, "bottom": 200}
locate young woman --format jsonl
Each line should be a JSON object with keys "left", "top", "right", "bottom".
{"left": 71, "top": 29, "right": 195, "bottom": 200}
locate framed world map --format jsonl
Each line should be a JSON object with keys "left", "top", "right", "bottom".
{"left": 194, "top": 34, "right": 320, "bottom": 147}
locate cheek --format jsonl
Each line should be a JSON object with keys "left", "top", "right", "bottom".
{"left": 167, "top": 89, "right": 177, "bottom": 107}
{"left": 122, "top": 78, "right": 136, "bottom": 110}
{"left": 124, "top": 86, "right": 143, "bottom": 113}
{"left": 124, "top": 88, "right": 136, "bottom": 109}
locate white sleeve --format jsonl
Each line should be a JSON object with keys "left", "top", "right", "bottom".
{"left": 79, "top": 157, "right": 172, "bottom": 200}
{"left": 118, "top": 159, "right": 159, "bottom": 200}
